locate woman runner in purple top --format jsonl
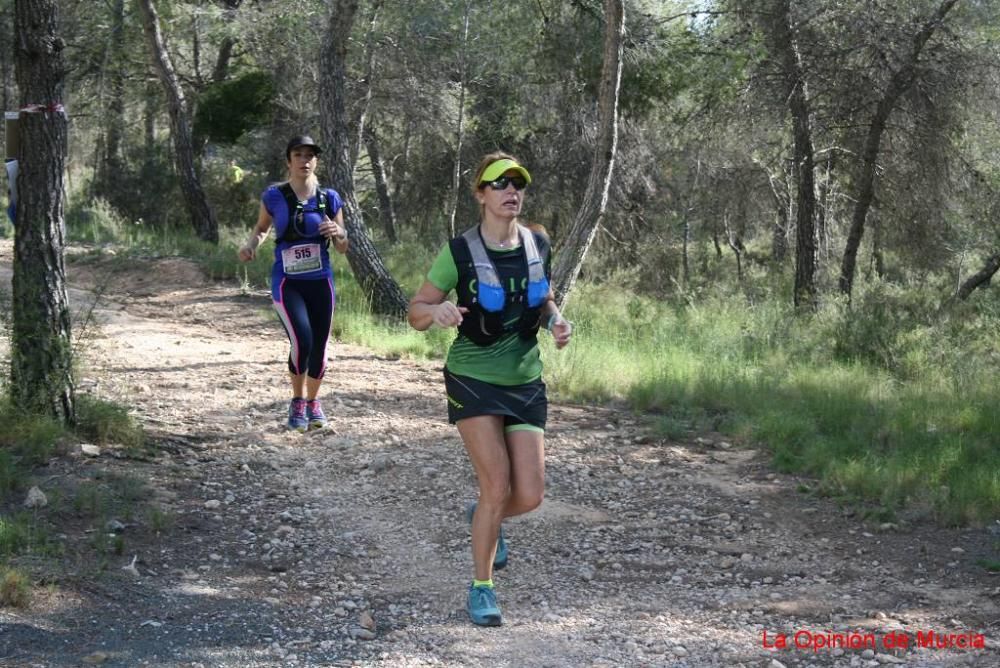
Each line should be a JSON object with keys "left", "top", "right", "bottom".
{"left": 238, "top": 135, "right": 349, "bottom": 431}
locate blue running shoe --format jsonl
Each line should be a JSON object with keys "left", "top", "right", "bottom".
{"left": 466, "top": 584, "right": 502, "bottom": 626}
{"left": 465, "top": 502, "right": 508, "bottom": 570}
{"left": 287, "top": 398, "right": 307, "bottom": 432}
{"left": 306, "top": 400, "right": 327, "bottom": 430}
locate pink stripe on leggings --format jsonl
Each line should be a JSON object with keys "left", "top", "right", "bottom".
{"left": 272, "top": 277, "right": 303, "bottom": 375}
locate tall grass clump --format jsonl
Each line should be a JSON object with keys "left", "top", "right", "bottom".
{"left": 66, "top": 196, "right": 221, "bottom": 260}
{"left": 66, "top": 197, "right": 141, "bottom": 246}
{"left": 74, "top": 395, "right": 144, "bottom": 449}
{"left": 0, "top": 514, "right": 34, "bottom": 558}
{"left": 0, "top": 399, "right": 63, "bottom": 486}
{"left": 0, "top": 567, "right": 31, "bottom": 607}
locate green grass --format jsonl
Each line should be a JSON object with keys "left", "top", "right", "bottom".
{"left": 0, "top": 514, "right": 34, "bottom": 557}
{"left": 0, "top": 509, "right": 58, "bottom": 563}
{"left": 977, "top": 558, "right": 1000, "bottom": 573}
{"left": 67, "top": 197, "right": 223, "bottom": 258}
{"left": 71, "top": 471, "right": 146, "bottom": 520}
{"left": 0, "top": 394, "right": 147, "bottom": 500}
{"left": 0, "top": 396, "right": 149, "bottom": 571}
{"left": 0, "top": 450, "right": 16, "bottom": 498}
{"left": 541, "top": 284, "right": 1000, "bottom": 525}
{"left": 147, "top": 506, "right": 174, "bottom": 534}
{"left": 75, "top": 395, "right": 145, "bottom": 451}
{"left": 0, "top": 400, "right": 63, "bottom": 487}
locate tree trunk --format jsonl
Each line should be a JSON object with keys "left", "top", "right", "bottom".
{"left": 143, "top": 77, "right": 157, "bottom": 159}
{"left": 446, "top": 0, "right": 471, "bottom": 238}
{"left": 191, "top": 11, "right": 202, "bottom": 85}
{"left": 350, "top": 0, "right": 381, "bottom": 170}
{"left": 956, "top": 253, "right": 1000, "bottom": 300}
{"left": 816, "top": 149, "right": 834, "bottom": 260}
{"left": 320, "top": 0, "right": 408, "bottom": 319}
{"left": 210, "top": 0, "right": 245, "bottom": 83}
{"left": 681, "top": 213, "right": 691, "bottom": 288}
{"left": 96, "top": 0, "right": 126, "bottom": 194}
{"left": 212, "top": 36, "right": 236, "bottom": 83}
{"left": 724, "top": 215, "right": 744, "bottom": 283}
{"left": 870, "top": 214, "right": 885, "bottom": 279}
{"left": 771, "top": 210, "right": 788, "bottom": 264}
{"left": 1, "top": 2, "right": 12, "bottom": 114}
{"left": 838, "top": 0, "right": 959, "bottom": 299}
{"left": 767, "top": 0, "right": 818, "bottom": 309}
{"left": 392, "top": 115, "right": 412, "bottom": 215}
{"left": 364, "top": 124, "right": 397, "bottom": 243}
{"left": 756, "top": 159, "right": 789, "bottom": 264}
{"left": 551, "top": 0, "right": 625, "bottom": 309}
{"left": 11, "top": 0, "right": 74, "bottom": 422}
{"left": 136, "top": 0, "right": 218, "bottom": 243}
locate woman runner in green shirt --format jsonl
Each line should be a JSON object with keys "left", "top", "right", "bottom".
{"left": 408, "top": 152, "right": 572, "bottom": 626}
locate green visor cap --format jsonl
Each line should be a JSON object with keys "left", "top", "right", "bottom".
{"left": 479, "top": 159, "right": 532, "bottom": 186}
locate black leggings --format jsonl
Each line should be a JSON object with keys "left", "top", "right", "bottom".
{"left": 272, "top": 277, "right": 335, "bottom": 379}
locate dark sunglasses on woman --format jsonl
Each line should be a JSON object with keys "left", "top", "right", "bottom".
{"left": 481, "top": 175, "right": 528, "bottom": 191}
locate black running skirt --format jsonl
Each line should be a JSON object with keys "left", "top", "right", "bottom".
{"left": 444, "top": 369, "right": 547, "bottom": 430}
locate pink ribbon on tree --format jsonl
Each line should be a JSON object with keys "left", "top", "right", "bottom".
{"left": 19, "top": 103, "right": 66, "bottom": 115}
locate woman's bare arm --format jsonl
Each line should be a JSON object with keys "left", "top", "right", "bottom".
{"left": 408, "top": 281, "right": 466, "bottom": 331}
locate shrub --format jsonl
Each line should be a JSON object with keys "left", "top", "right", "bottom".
{"left": 0, "top": 568, "right": 30, "bottom": 608}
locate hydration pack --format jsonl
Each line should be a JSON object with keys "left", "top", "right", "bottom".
{"left": 276, "top": 183, "right": 330, "bottom": 244}
{"left": 453, "top": 224, "right": 550, "bottom": 346}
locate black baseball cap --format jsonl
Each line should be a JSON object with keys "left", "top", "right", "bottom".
{"left": 286, "top": 135, "right": 322, "bottom": 159}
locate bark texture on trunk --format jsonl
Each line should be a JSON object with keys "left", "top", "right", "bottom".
{"left": 320, "top": 0, "right": 408, "bottom": 319}
{"left": 550, "top": 0, "right": 625, "bottom": 310}
{"left": 364, "top": 125, "right": 397, "bottom": 244}
{"left": 768, "top": 0, "right": 818, "bottom": 308}
{"left": 11, "top": 0, "right": 74, "bottom": 421}
{"left": 838, "top": 0, "right": 959, "bottom": 299}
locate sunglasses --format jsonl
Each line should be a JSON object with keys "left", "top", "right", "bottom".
{"left": 481, "top": 175, "right": 528, "bottom": 191}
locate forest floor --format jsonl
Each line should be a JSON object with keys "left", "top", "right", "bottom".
{"left": 0, "top": 238, "right": 999, "bottom": 668}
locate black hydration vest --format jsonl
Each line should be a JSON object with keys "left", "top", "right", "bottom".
{"left": 450, "top": 225, "right": 550, "bottom": 347}
{"left": 276, "top": 183, "right": 330, "bottom": 244}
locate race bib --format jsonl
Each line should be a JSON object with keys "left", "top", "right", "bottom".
{"left": 281, "top": 243, "right": 322, "bottom": 274}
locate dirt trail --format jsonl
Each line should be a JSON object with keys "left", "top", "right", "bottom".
{"left": 0, "top": 239, "right": 998, "bottom": 668}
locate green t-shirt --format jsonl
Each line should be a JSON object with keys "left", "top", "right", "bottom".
{"left": 427, "top": 238, "right": 549, "bottom": 386}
